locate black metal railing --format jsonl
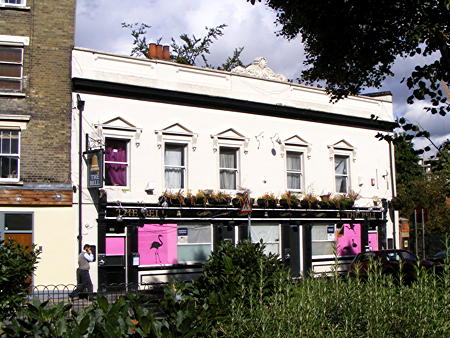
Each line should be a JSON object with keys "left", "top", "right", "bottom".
{"left": 30, "top": 283, "right": 165, "bottom": 312}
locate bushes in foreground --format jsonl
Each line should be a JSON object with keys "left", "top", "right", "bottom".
{"left": 1, "top": 241, "right": 449, "bottom": 337}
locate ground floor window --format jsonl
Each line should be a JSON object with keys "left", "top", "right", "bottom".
{"left": 311, "top": 224, "right": 336, "bottom": 257}
{"left": 177, "top": 224, "right": 212, "bottom": 263}
{"left": 251, "top": 225, "right": 280, "bottom": 256}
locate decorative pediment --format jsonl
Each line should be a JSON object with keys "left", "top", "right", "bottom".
{"left": 93, "top": 117, "right": 142, "bottom": 149}
{"left": 101, "top": 117, "right": 137, "bottom": 130}
{"left": 231, "top": 57, "right": 287, "bottom": 82}
{"left": 328, "top": 139, "right": 357, "bottom": 161}
{"left": 283, "top": 135, "right": 312, "bottom": 159}
{"left": 155, "top": 123, "right": 198, "bottom": 150}
{"left": 211, "top": 128, "right": 249, "bottom": 153}
{"left": 157, "top": 123, "right": 194, "bottom": 136}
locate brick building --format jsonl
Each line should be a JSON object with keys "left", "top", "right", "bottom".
{"left": 0, "top": 0, "right": 76, "bottom": 285}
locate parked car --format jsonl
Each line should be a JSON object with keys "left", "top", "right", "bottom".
{"left": 428, "top": 249, "right": 450, "bottom": 264}
{"left": 348, "top": 249, "right": 435, "bottom": 283}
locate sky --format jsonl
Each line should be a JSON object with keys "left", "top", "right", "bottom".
{"left": 75, "top": 0, "right": 449, "bottom": 154}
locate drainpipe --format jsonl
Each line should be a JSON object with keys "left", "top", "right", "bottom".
{"left": 388, "top": 139, "right": 397, "bottom": 249}
{"left": 77, "top": 94, "right": 85, "bottom": 253}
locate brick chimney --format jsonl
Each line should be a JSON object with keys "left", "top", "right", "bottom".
{"left": 148, "top": 43, "right": 171, "bottom": 61}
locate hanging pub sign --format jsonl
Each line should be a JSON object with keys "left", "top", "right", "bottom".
{"left": 86, "top": 149, "right": 104, "bottom": 188}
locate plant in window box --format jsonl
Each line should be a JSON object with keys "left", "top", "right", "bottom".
{"left": 256, "top": 193, "right": 278, "bottom": 208}
{"left": 341, "top": 190, "right": 359, "bottom": 209}
{"left": 195, "top": 190, "right": 207, "bottom": 206}
{"left": 208, "top": 191, "right": 231, "bottom": 206}
{"left": 300, "top": 193, "right": 319, "bottom": 209}
{"left": 172, "top": 190, "right": 185, "bottom": 206}
{"left": 159, "top": 191, "right": 174, "bottom": 206}
{"left": 319, "top": 193, "right": 332, "bottom": 209}
{"left": 184, "top": 191, "right": 196, "bottom": 207}
{"left": 279, "top": 191, "right": 300, "bottom": 208}
{"left": 232, "top": 193, "right": 255, "bottom": 208}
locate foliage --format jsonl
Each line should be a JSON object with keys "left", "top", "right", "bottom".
{"left": 171, "top": 24, "right": 227, "bottom": 66}
{"left": 394, "top": 134, "right": 424, "bottom": 187}
{"left": 123, "top": 22, "right": 245, "bottom": 70}
{"left": 0, "top": 240, "right": 40, "bottom": 321}
{"left": 258, "top": 192, "right": 277, "bottom": 201}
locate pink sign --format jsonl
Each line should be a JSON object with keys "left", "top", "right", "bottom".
{"left": 105, "top": 237, "right": 125, "bottom": 256}
{"left": 368, "top": 232, "right": 379, "bottom": 251}
{"left": 138, "top": 224, "right": 178, "bottom": 265}
{"left": 336, "top": 223, "right": 362, "bottom": 256}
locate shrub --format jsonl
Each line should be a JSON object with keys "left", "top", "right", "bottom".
{"left": 0, "top": 240, "right": 40, "bottom": 320}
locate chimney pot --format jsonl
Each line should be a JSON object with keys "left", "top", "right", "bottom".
{"left": 156, "top": 45, "right": 163, "bottom": 59}
{"left": 148, "top": 43, "right": 157, "bottom": 59}
{"left": 162, "top": 46, "right": 170, "bottom": 60}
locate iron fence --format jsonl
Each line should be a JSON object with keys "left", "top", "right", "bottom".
{"left": 30, "top": 283, "right": 165, "bottom": 312}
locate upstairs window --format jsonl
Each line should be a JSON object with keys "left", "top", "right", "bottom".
{"left": 164, "top": 143, "right": 186, "bottom": 189}
{"left": 335, "top": 155, "right": 349, "bottom": 193}
{"left": 105, "top": 138, "right": 128, "bottom": 186}
{"left": 0, "top": 46, "right": 23, "bottom": 92}
{"left": 0, "top": 130, "right": 20, "bottom": 181}
{"left": 286, "top": 151, "right": 303, "bottom": 191}
{"left": 0, "top": 1, "right": 26, "bottom": 5}
{"left": 219, "top": 147, "right": 238, "bottom": 190}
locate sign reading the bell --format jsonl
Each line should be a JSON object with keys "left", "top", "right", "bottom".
{"left": 86, "top": 149, "right": 104, "bottom": 188}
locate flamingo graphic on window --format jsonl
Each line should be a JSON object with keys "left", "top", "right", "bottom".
{"left": 150, "top": 234, "right": 163, "bottom": 264}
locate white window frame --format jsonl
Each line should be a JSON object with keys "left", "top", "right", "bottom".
{"left": 334, "top": 154, "right": 350, "bottom": 194}
{"left": 0, "top": 0, "right": 26, "bottom": 6}
{"left": 311, "top": 224, "right": 336, "bottom": 258}
{"left": 177, "top": 223, "right": 213, "bottom": 264}
{"left": 104, "top": 137, "right": 130, "bottom": 188}
{"left": 0, "top": 129, "right": 20, "bottom": 183}
{"left": 0, "top": 45, "right": 23, "bottom": 92}
{"left": 164, "top": 142, "right": 187, "bottom": 190}
{"left": 286, "top": 151, "right": 304, "bottom": 192}
{"left": 219, "top": 146, "right": 240, "bottom": 191}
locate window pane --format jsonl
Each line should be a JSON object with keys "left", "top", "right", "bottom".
{"left": 336, "top": 176, "right": 348, "bottom": 193}
{"left": 165, "top": 145, "right": 184, "bottom": 166}
{"left": 312, "top": 225, "right": 330, "bottom": 241}
{"left": 5, "top": 213, "right": 32, "bottom": 231}
{"left": 287, "top": 173, "right": 301, "bottom": 190}
{"left": 1, "top": 133, "right": 10, "bottom": 153}
{"left": 0, "top": 64, "right": 21, "bottom": 78}
{"left": 220, "top": 148, "right": 236, "bottom": 168}
{"left": 0, "top": 47, "right": 22, "bottom": 63}
{"left": 287, "top": 152, "right": 301, "bottom": 170}
{"left": 178, "top": 225, "right": 211, "bottom": 244}
{"left": 105, "top": 139, "right": 127, "bottom": 163}
{"left": 165, "top": 168, "right": 183, "bottom": 189}
{"left": 10, "top": 131, "right": 19, "bottom": 154}
{"left": 335, "top": 156, "right": 348, "bottom": 175}
{"left": 312, "top": 242, "right": 335, "bottom": 256}
{"left": 105, "top": 163, "right": 127, "bottom": 186}
{"left": 0, "top": 79, "right": 21, "bottom": 91}
{"left": 1, "top": 157, "right": 18, "bottom": 178}
{"left": 220, "top": 170, "right": 236, "bottom": 189}
{"left": 177, "top": 244, "right": 211, "bottom": 262}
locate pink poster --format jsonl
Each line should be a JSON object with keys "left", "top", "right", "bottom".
{"left": 138, "top": 224, "right": 178, "bottom": 265}
{"left": 336, "top": 223, "right": 362, "bottom": 256}
{"left": 368, "top": 232, "right": 378, "bottom": 251}
{"left": 105, "top": 237, "right": 125, "bottom": 255}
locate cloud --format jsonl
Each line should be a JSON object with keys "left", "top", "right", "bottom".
{"left": 75, "top": 0, "right": 448, "bottom": 147}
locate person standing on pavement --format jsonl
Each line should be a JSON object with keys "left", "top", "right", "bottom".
{"left": 69, "top": 244, "right": 94, "bottom": 300}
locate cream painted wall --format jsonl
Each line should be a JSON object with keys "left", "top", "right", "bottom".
{"left": 1, "top": 206, "right": 77, "bottom": 286}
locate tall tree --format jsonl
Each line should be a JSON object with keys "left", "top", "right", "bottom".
{"left": 246, "top": 0, "right": 449, "bottom": 148}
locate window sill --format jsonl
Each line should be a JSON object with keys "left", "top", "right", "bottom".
{"left": 0, "top": 180, "right": 24, "bottom": 186}
{"left": 0, "top": 5, "right": 30, "bottom": 11}
{"left": 0, "top": 92, "right": 25, "bottom": 97}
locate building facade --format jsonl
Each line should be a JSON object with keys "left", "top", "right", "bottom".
{"left": 0, "top": 0, "right": 76, "bottom": 285}
{"left": 72, "top": 48, "right": 398, "bottom": 289}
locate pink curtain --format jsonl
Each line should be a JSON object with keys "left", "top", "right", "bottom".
{"left": 105, "top": 145, "right": 127, "bottom": 186}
